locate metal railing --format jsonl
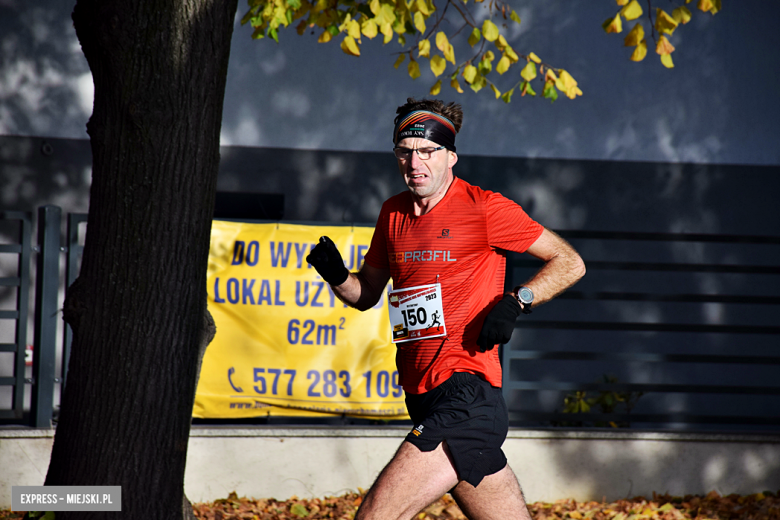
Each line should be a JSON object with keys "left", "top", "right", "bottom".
{"left": 2, "top": 209, "right": 779, "bottom": 430}
{"left": 0, "top": 210, "right": 32, "bottom": 421}
{"left": 502, "top": 230, "right": 780, "bottom": 429}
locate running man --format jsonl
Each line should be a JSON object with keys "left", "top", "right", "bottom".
{"left": 307, "top": 98, "right": 586, "bottom": 520}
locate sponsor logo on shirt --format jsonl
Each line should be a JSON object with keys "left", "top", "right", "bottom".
{"left": 389, "top": 250, "right": 457, "bottom": 263}
{"left": 437, "top": 229, "right": 451, "bottom": 239}
{"left": 411, "top": 424, "right": 424, "bottom": 436}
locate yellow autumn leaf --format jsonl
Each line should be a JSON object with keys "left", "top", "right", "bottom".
{"left": 462, "top": 64, "right": 477, "bottom": 83}
{"left": 709, "top": 0, "right": 721, "bottom": 14}
{"left": 408, "top": 59, "right": 421, "bottom": 79}
{"left": 490, "top": 83, "right": 501, "bottom": 99}
{"left": 483, "top": 50, "right": 495, "bottom": 62}
{"left": 393, "top": 53, "right": 405, "bottom": 69}
{"left": 380, "top": 22, "right": 393, "bottom": 44}
{"left": 416, "top": 0, "right": 432, "bottom": 16}
{"left": 370, "top": 0, "right": 380, "bottom": 15}
{"left": 620, "top": 0, "right": 643, "bottom": 21}
{"left": 520, "top": 61, "right": 537, "bottom": 81}
{"left": 496, "top": 55, "right": 511, "bottom": 75}
{"left": 414, "top": 11, "right": 426, "bottom": 34}
{"left": 340, "top": 35, "right": 360, "bottom": 56}
{"left": 660, "top": 53, "right": 674, "bottom": 68}
{"left": 443, "top": 43, "right": 455, "bottom": 64}
{"left": 496, "top": 34, "right": 508, "bottom": 51}
{"left": 504, "top": 46, "right": 519, "bottom": 63}
{"left": 602, "top": 14, "right": 623, "bottom": 34}
{"left": 624, "top": 23, "right": 644, "bottom": 46}
{"left": 348, "top": 19, "right": 361, "bottom": 40}
{"left": 656, "top": 34, "right": 675, "bottom": 55}
{"left": 510, "top": 10, "right": 521, "bottom": 24}
{"left": 528, "top": 52, "right": 542, "bottom": 64}
{"left": 630, "top": 39, "right": 647, "bottom": 61}
{"left": 555, "top": 69, "right": 581, "bottom": 99}
{"left": 545, "top": 68, "right": 558, "bottom": 82}
{"left": 450, "top": 77, "right": 463, "bottom": 93}
{"left": 569, "top": 512, "right": 583, "bottom": 520}
{"left": 318, "top": 29, "right": 332, "bottom": 43}
{"left": 697, "top": 0, "right": 714, "bottom": 12}
{"left": 418, "top": 38, "right": 430, "bottom": 57}
{"left": 616, "top": 0, "right": 629, "bottom": 5}
{"left": 430, "top": 55, "right": 446, "bottom": 76}
{"left": 672, "top": 6, "right": 692, "bottom": 24}
{"left": 430, "top": 79, "right": 442, "bottom": 96}
{"left": 468, "top": 27, "right": 481, "bottom": 47}
{"left": 436, "top": 31, "right": 455, "bottom": 64}
{"left": 361, "top": 18, "right": 378, "bottom": 39}
{"left": 482, "top": 19, "right": 499, "bottom": 42}
{"left": 655, "top": 9, "right": 678, "bottom": 35}
{"left": 376, "top": 3, "right": 396, "bottom": 26}
{"left": 435, "top": 31, "right": 449, "bottom": 52}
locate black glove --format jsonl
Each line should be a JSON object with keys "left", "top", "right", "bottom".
{"left": 477, "top": 294, "right": 523, "bottom": 352}
{"left": 306, "top": 236, "right": 350, "bottom": 286}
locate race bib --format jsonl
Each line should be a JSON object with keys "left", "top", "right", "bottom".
{"left": 387, "top": 283, "right": 446, "bottom": 343}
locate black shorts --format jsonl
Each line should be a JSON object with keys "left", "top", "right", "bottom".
{"left": 404, "top": 372, "right": 509, "bottom": 487}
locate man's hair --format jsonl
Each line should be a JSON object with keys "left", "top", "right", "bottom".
{"left": 395, "top": 98, "right": 463, "bottom": 133}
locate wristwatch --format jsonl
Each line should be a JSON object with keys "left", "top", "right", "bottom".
{"left": 514, "top": 286, "right": 534, "bottom": 314}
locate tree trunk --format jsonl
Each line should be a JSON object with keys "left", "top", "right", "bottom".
{"left": 45, "top": 1, "right": 238, "bottom": 518}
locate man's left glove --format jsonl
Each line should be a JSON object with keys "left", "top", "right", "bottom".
{"left": 306, "top": 236, "right": 350, "bottom": 286}
{"left": 476, "top": 294, "right": 523, "bottom": 352}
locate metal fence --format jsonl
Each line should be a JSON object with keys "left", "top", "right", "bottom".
{"left": 2, "top": 208, "right": 779, "bottom": 429}
{"left": 502, "top": 230, "right": 780, "bottom": 429}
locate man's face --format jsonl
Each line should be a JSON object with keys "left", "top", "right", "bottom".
{"left": 395, "top": 137, "right": 457, "bottom": 202}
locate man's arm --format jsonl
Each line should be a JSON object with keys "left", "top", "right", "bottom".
{"left": 520, "top": 227, "right": 586, "bottom": 308}
{"left": 476, "top": 227, "right": 584, "bottom": 351}
{"left": 306, "top": 236, "right": 391, "bottom": 312}
{"left": 332, "top": 262, "right": 391, "bottom": 311}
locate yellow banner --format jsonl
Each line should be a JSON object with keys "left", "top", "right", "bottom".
{"left": 194, "top": 221, "right": 408, "bottom": 419}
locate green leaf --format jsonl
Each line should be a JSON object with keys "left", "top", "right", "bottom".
{"left": 522, "top": 81, "right": 536, "bottom": 97}
{"left": 501, "top": 88, "right": 515, "bottom": 103}
{"left": 543, "top": 82, "right": 558, "bottom": 102}
{"left": 510, "top": 9, "right": 521, "bottom": 24}
{"left": 478, "top": 57, "right": 491, "bottom": 75}
{"left": 469, "top": 74, "right": 486, "bottom": 92}
{"left": 291, "top": 503, "right": 309, "bottom": 517}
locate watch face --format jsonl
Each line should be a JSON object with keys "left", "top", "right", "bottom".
{"left": 518, "top": 287, "right": 534, "bottom": 304}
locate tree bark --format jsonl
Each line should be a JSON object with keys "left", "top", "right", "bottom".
{"left": 45, "top": 0, "right": 238, "bottom": 518}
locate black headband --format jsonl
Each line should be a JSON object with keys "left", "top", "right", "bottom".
{"left": 393, "top": 110, "right": 457, "bottom": 152}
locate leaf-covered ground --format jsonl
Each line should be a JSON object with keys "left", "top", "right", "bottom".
{"left": 3, "top": 490, "right": 778, "bottom": 519}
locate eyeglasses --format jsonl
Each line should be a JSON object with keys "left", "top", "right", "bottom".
{"left": 393, "top": 146, "right": 446, "bottom": 161}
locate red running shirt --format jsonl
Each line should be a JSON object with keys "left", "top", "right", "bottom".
{"left": 364, "top": 177, "right": 544, "bottom": 394}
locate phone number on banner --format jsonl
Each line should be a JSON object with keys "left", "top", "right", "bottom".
{"left": 230, "top": 367, "right": 404, "bottom": 400}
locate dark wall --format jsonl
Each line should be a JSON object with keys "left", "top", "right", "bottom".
{"left": 3, "top": 135, "right": 778, "bottom": 429}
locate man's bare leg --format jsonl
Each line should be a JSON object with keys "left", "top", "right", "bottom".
{"left": 451, "top": 464, "right": 533, "bottom": 520}
{"left": 355, "top": 441, "right": 459, "bottom": 520}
